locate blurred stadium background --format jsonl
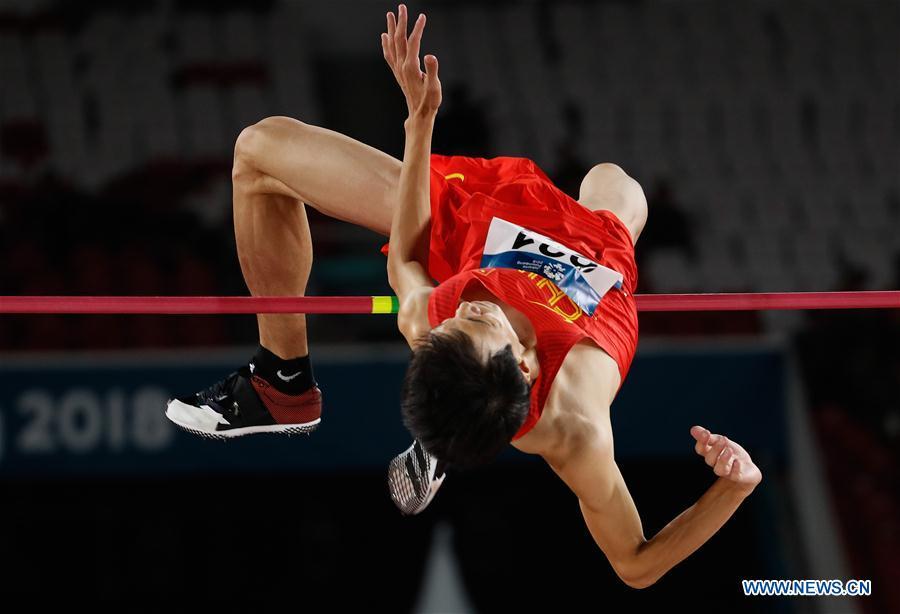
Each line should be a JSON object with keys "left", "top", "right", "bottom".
{"left": 0, "top": 0, "right": 898, "bottom": 611}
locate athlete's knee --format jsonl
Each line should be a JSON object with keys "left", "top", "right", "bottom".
{"left": 232, "top": 118, "right": 309, "bottom": 202}
{"left": 233, "top": 116, "right": 308, "bottom": 170}
{"left": 585, "top": 162, "right": 630, "bottom": 182}
{"left": 582, "top": 162, "right": 637, "bottom": 194}
{"left": 581, "top": 163, "right": 648, "bottom": 222}
{"left": 249, "top": 115, "right": 308, "bottom": 142}
{"left": 233, "top": 122, "right": 263, "bottom": 179}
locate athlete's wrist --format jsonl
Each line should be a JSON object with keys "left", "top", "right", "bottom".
{"left": 404, "top": 107, "right": 437, "bottom": 131}
{"left": 715, "top": 475, "right": 757, "bottom": 499}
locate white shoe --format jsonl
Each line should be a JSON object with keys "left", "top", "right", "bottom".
{"left": 388, "top": 439, "right": 447, "bottom": 515}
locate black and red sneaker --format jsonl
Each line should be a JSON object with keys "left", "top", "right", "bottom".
{"left": 165, "top": 365, "right": 321, "bottom": 440}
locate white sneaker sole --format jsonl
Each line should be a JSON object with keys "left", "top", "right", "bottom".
{"left": 165, "top": 398, "right": 320, "bottom": 440}
{"left": 388, "top": 440, "right": 446, "bottom": 515}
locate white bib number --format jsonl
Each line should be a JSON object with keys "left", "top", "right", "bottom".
{"left": 479, "top": 216, "right": 623, "bottom": 315}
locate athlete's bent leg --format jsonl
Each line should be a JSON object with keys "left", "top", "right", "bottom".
{"left": 166, "top": 117, "right": 402, "bottom": 437}
{"left": 232, "top": 116, "right": 402, "bottom": 359}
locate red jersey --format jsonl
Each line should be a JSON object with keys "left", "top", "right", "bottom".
{"left": 381, "top": 153, "right": 639, "bottom": 440}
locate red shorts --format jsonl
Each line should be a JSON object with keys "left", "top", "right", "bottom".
{"left": 380, "top": 153, "right": 638, "bottom": 294}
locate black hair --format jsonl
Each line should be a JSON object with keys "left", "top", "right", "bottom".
{"left": 400, "top": 328, "right": 532, "bottom": 470}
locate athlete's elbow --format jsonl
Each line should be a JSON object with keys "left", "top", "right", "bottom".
{"left": 388, "top": 269, "right": 404, "bottom": 300}
{"left": 618, "top": 564, "right": 658, "bottom": 590}
{"left": 621, "top": 571, "right": 658, "bottom": 590}
{"left": 386, "top": 261, "right": 400, "bottom": 293}
{"left": 614, "top": 544, "right": 658, "bottom": 589}
{"left": 386, "top": 259, "right": 411, "bottom": 296}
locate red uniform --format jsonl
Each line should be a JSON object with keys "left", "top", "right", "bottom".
{"left": 381, "top": 153, "right": 639, "bottom": 440}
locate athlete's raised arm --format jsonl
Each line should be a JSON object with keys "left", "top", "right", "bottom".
{"left": 381, "top": 4, "right": 442, "bottom": 346}
{"left": 548, "top": 414, "right": 762, "bottom": 589}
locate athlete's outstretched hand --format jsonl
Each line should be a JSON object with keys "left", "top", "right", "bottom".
{"left": 382, "top": 4, "right": 442, "bottom": 118}
{"left": 690, "top": 426, "right": 762, "bottom": 496}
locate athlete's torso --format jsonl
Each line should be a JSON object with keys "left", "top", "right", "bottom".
{"left": 388, "top": 153, "right": 639, "bottom": 454}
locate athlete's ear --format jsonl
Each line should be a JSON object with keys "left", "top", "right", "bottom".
{"left": 518, "top": 357, "right": 532, "bottom": 384}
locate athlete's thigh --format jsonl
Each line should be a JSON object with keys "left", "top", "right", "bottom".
{"left": 576, "top": 163, "right": 648, "bottom": 246}
{"left": 239, "top": 116, "right": 402, "bottom": 237}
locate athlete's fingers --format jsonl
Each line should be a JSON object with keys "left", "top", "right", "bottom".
{"left": 395, "top": 4, "right": 408, "bottom": 62}
{"left": 730, "top": 458, "right": 742, "bottom": 479}
{"left": 381, "top": 32, "right": 395, "bottom": 69}
{"left": 705, "top": 436, "right": 728, "bottom": 466}
{"left": 701, "top": 431, "right": 722, "bottom": 454}
{"left": 726, "top": 449, "right": 738, "bottom": 475}
{"left": 713, "top": 445, "right": 735, "bottom": 476}
{"left": 424, "top": 54, "right": 441, "bottom": 108}
{"left": 390, "top": 10, "right": 403, "bottom": 73}
{"left": 691, "top": 425, "right": 711, "bottom": 455}
{"left": 406, "top": 13, "right": 425, "bottom": 74}
{"left": 704, "top": 436, "right": 729, "bottom": 466}
{"left": 424, "top": 54, "right": 439, "bottom": 81}
{"left": 691, "top": 425, "right": 710, "bottom": 444}
{"left": 384, "top": 12, "right": 398, "bottom": 74}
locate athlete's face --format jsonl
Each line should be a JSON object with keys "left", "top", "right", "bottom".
{"left": 432, "top": 300, "right": 523, "bottom": 364}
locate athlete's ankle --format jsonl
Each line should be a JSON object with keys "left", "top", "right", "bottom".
{"left": 250, "top": 344, "right": 316, "bottom": 395}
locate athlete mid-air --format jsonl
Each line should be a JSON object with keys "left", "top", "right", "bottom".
{"left": 166, "top": 4, "right": 762, "bottom": 588}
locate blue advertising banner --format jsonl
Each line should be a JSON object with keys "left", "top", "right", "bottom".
{"left": 0, "top": 341, "right": 788, "bottom": 477}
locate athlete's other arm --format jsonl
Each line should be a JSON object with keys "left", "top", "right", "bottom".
{"left": 548, "top": 414, "right": 762, "bottom": 589}
{"left": 381, "top": 5, "right": 441, "bottom": 346}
